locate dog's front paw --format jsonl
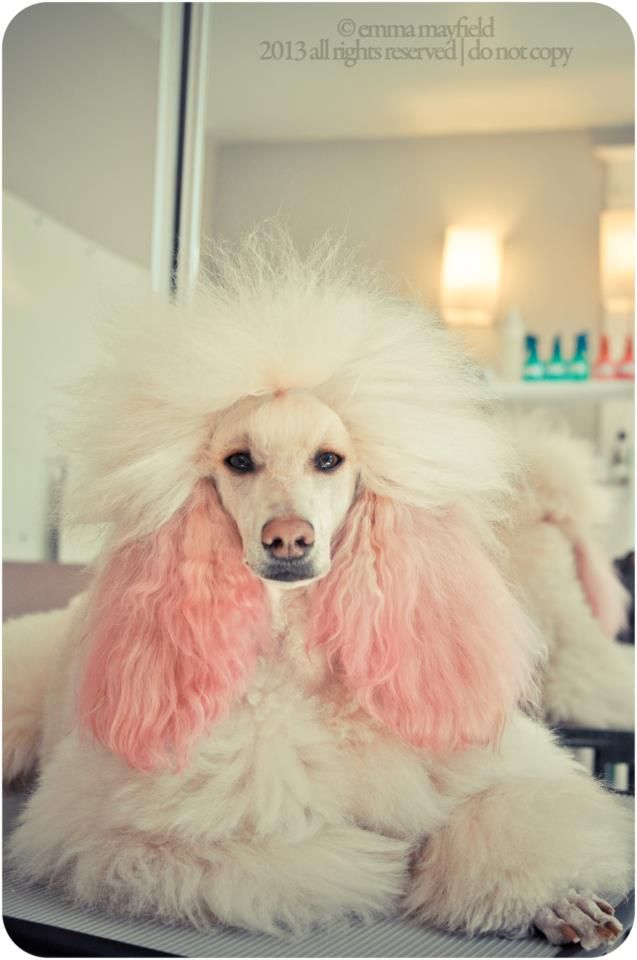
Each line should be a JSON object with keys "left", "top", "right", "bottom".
{"left": 534, "top": 891, "right": 622, "bottom": 951}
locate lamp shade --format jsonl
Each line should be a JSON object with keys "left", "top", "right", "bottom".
{"left": 600, "top": 209, "right": 634, "bottom": 313}
{"left": 440, "top": 227, "right": 501, "bottom": 327}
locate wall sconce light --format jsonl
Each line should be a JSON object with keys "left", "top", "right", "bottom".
{"left": 600, "top": 209, "right": 634, "bottom": 314}
{"left": 440, "top": 226, "right": 501, "bottom": 327}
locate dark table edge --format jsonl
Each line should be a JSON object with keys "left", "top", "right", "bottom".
{"left": 3, "top": 894, "right": 632, "bottom": 958}
{"left": 3, "top": 916, "right": 177, "bottom": 958}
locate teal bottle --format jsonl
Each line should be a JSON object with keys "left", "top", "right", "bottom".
{"left": 523, "top": 334, "right": 544, "bottom": 381}
{"left": 568, "top": 333, "right": 590, "bottom": 381}
{"left": 545, "top": 335, "right": 567, "bottom": 380}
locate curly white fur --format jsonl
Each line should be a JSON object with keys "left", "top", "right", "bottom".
{"left": 503, "top": 412, "right": 634, "bottom": 730}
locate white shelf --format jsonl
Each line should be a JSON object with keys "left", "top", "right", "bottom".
{"left": 490, "top": 379, "right": 634, "bottom": 402}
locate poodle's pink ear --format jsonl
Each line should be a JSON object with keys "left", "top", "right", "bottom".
{"left": 310, "top": 492, "right": 536, "bottom": 753}
{"left": 573, "top": 536, "right": 629, "bottom": 639}
{"left": 78, "top": 481, "right": 268, "bottom": 772}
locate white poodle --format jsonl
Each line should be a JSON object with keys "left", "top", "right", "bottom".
{"left": 504, "top": 414, "right": 634, "bottom": 731}
{"left": 3, "top": 236, "right": 633, "bottom": 948}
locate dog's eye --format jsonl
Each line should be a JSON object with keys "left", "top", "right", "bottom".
{"left": 225, "top": 452, "right": 255, "bottom": 473}
{"left": 314, "top": 451, "right": 343, "bottom": 472}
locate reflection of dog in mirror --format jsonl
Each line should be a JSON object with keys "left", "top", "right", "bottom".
{"left": 3, "top": 236, "right": 632, "bottom": 948}
{"left": 505, "top": 416, "right": 634, "bottom": 731}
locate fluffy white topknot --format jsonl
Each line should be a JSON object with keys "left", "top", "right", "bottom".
{"left": 65, "top": 229, "right": 514, "bottom": 541}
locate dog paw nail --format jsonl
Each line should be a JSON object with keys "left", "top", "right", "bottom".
{"left": 562, "top": 924, "right": 580, "bottom": 942}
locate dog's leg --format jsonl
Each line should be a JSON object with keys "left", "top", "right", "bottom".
{"left": 198, "top": 824, "right": 409, "bottom": 933}
{"left": 3, "top": 603, "right": 79, "bottom": 782}
{"left": 404, "top": 719, "right": 633, "bottom": 946}
{"left": 8, "top": 735, "right": 409, "bottom": 936}
{"left": 9, "top": 816, "right": 409, "bottom": 934}
{"left": 534, "top": 890, "right": 623, "bottom": 949}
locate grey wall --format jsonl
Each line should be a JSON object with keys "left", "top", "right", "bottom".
{"left": 206, "top": 129, "right": 608, "bottom": 342}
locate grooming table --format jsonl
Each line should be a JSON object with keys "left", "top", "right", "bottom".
{"left": 2, "top": 564, "right": 633, "bottom": 956}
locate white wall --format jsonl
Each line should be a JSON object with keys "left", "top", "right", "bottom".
{"left": 207, "top": 129, "right": 608, "bottom": 347}
{"left": 3, "top": 3, "right": 161, "bottom": 267}
{"left": 3, "top": 3, "right": 160, "bottom": 562}
{"left": 3, "top": 191, "right": 147, "bottom": 562}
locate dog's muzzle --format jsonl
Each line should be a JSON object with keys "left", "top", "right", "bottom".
{"left": 260, "top": 516, "right": 316, "bottom": 582}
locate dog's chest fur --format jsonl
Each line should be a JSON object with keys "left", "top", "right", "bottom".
{"left": 100, "top": 590, "right": 446, "bottom": 848}
{"left": 166, "top": 590, "right": 447, "bottom": 844}
{"left": 41, "top": 592, "right": 446, "bottom": 853}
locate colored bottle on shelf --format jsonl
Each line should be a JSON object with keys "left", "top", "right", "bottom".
{"left": 593, "top": 334, "right": 615, "bottom": 379}
{"left": 499, "top": 305, "right": 525, "bottom": 381}
{"left": 523, "top": 334, "right": 544, "bottom": 381}
{"left": 568, "top": 333, "right": 590, "bottom": 381}
{"left": 544, "top": 335, "right": 567, "bottom": 380}
{"left": 615, "top": 336, "right": 635, "bottom": 380}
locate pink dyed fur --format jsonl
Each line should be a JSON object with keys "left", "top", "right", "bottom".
{"left": 310, "top": 493, "right": 536, "bottom": 752}
{"left": 78, "top": 481, "right": 269, "bottom": 772}
{"left": 573, "top": 536, "right": 629, "bottom": 640}
{"left": 80, "top": 485, "right": 536, "bottom": 769}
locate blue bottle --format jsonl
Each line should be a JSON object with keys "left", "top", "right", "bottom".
{"left": 523, "top": 334, "right": 544, "bottom": 381}
{"left": 544, "top": 335, "right": 567, "bottom": 380}
{"left": 568, "top": 333, "right": 590, "bottom": 381}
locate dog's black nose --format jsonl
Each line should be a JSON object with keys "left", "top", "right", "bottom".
{"left": 261, "top": 517, "right": 314, "bottom": 559}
